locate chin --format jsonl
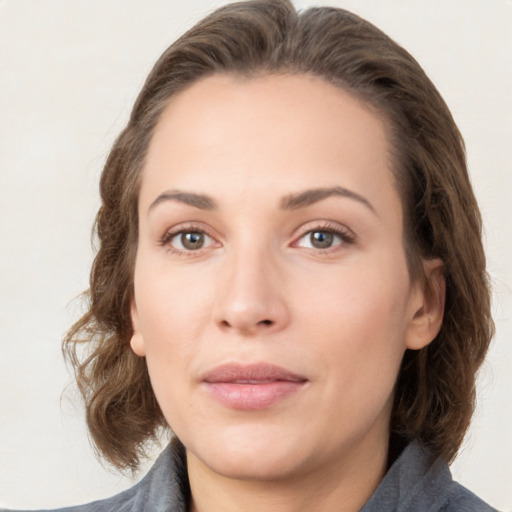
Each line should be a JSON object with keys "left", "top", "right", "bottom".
{"left": 194, "top": 446, "right": 308, "bottom": 482}
{"left": 183, "top": 422, "right": 316, "bottom": 482}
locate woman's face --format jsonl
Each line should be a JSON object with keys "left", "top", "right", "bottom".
{"left": 131, "top": 74, "right": 440, "bottom": 482}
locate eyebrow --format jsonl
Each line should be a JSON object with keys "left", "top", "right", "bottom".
{"left": 149, "top": 190, "right": 217, "bottom": 212}
{"left": 148, "top": 186, "right": 376, "bottom": 215}
{"left": 280, "top": 186, "right": 377, "bottom": 215}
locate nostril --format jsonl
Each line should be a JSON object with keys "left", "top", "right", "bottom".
{"left": 217, "top": 316, "right": 276, "bottom": 331}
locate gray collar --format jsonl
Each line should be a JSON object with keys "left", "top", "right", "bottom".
{"left": 80, "top": 438, "right": 494, "bottom": 512}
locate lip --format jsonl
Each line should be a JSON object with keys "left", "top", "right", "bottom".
{"left": 202, "top": 363, "right": 308, "bottom": 410}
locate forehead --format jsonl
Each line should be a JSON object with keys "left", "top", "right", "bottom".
{"left": 140, "top": 73, "right": 399, "bottom": 219}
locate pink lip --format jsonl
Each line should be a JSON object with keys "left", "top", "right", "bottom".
{"left": 202, "top": 363, "right": 307, "bottom": 410}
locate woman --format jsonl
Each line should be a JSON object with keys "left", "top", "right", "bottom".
{"left": 5, "top": 0, "right": 497, "bottom": 510}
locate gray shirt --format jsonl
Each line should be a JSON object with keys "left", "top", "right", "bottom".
{"left": 4, "top": 439, "right": 498, "bottom": 511}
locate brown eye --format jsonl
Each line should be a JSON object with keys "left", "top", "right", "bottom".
{"left": 166, "top": 230, "right": 216, "bottom": 252}
{"left": 309, "top": 231, "right": 334, "bottom": 249}
{"left": 181, "top": 231, "right": 205, "bottom": 250}
{"left": 295, "top": 225, "right": 354, "bottom": 251}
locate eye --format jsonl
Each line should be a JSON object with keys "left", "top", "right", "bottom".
{"left": 163, "top": 229, "right": 216, "bottom": 252}
{"left": 297, "top": 230, "right": 340, "bottom": 249}
{"left": 294, "top": 225, "right": 355, "bottom": 251}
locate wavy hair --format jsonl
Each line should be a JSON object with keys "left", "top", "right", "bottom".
{"left": 64, "top": 0, "right": 493, "bottom": 470}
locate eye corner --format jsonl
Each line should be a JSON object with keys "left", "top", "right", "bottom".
{"left": 158, "top": 223, "right": 221, "bottom": 255}
{"left": 291, "top": 221, "right": 356, "bottom": 253}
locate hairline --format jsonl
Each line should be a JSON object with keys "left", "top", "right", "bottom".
{"left": 127, "top": 69, "right": 423, "bottom": 284}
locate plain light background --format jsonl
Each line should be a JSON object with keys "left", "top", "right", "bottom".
{"left": 0, "top": 0, "right": 510, "bottom": 510}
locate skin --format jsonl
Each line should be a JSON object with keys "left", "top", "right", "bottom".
{"left": 130, "top": 73, "right": 445, "bottom": 512}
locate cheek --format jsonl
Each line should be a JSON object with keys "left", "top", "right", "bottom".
{"left": 134, "top": 259, "right": 214, "bottom": 344}
{"left": 132, "top": 260, "right": 217, "bottom": 418}
{"left": 297, "top": 260, "right": 411, "bottom": 391}
{"left": 298, "top": 257, "right": 411, "bottom": 339}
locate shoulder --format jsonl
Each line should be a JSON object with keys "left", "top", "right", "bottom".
{"left": 1, "top": 439, "right": 189, "bottom": 512}
{"left": 1, "top": 478, "right": 142, "bottom": 512}
{"left": 361, "top": 441, "right": 499, "bottom": 512}
{"left": 439, "top": 481, "right": 499, "bottom": 512}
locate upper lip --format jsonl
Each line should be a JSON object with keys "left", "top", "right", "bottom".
{"left": 202, "top": 363, "right": 307, "bottom": 384}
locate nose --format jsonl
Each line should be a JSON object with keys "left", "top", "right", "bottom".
{"left": 213, "top": 245, "right": 290, "bottom": 336}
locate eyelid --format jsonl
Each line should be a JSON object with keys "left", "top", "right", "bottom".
{"left": 157, "top": 219, "right": 355, "bottom": 255}
{"left": 291, "top": 220, "right": 356, "bottom": 249}
{"left": 159, "top": 222, "right": 221, "bottom": 253}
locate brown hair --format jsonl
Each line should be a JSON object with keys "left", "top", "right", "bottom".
{"left": 64, "top": 0, "right": 493, "bottom": 470}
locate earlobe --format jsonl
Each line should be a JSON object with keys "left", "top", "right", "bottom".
{"left": 130, "top": 300, "right": 146, "bottom": 357}
{"left": 406, "top": 258, "right": 446, "bottom": 350}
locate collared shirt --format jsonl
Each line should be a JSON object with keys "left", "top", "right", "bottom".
{"left": 4, "top": 439, "right": 498, "bottom": 511}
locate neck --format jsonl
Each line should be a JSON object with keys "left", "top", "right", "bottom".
{"left": 187, "top": 434, "right": 389, "bottom": 512}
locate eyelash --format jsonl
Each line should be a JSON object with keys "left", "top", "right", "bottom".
{"left": 158, "top": 221, "right": 356, "bottom": 256}
{"left": 158, "top": 223, "right": 217, "bottom": 256}
{"left": 293, "top": 221, "right": 356, "bottom": 252}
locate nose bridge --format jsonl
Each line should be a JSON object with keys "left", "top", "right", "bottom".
{"left": 214, "top": 235, "right": 288, "bottom": 334}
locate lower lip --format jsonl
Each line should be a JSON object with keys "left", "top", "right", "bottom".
{"left": 204, "top": 381, "right": 305, "bottom": 410}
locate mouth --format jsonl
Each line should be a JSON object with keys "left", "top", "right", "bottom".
{"left": 201, "top": 363, "right": 308, "bottom": 410}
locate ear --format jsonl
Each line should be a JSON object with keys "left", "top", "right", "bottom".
{"left": 130, "top": 299, "right": 146, "bottom": 357}
{"left": 405, "top": 258, "right": 446, "bottom": 350}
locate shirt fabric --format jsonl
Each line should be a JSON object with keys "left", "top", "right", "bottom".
{"left": 4, "top": 438, "right": 498, "bottom": 512}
